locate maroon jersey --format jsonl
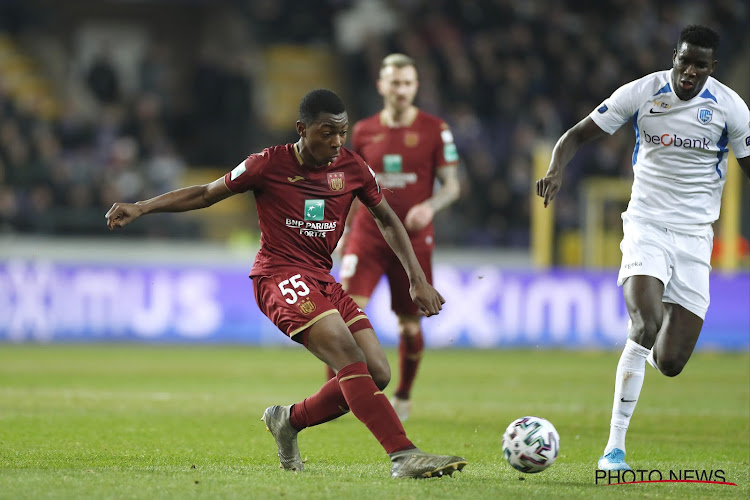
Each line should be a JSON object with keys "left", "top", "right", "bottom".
{"left": 349, "top": 109, "right": 458, "bottom": 243}
{"left": 224, "top": 143, "right": 382, "bottom": 282}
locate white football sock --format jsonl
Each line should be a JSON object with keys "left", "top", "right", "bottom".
{"left": 604, "top": 338, "right": 650, "bottom": 455}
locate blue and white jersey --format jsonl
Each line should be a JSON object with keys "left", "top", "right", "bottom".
{"left": 590, "top": 70, "right": 750, "bottom": 230}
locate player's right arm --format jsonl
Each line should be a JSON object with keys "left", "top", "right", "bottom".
{"left": 536, "top": 117, "right": 608, "bottom": 207}
{"left": 105, "top": 177, "right": 234, "bottom": 230}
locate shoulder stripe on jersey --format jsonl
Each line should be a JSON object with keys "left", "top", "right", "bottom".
{"left": 715, "top": 124, "right": 729, "bottom": 178}
{"left": 631, "top": 110, "right": 641, "bottom": 166}
{"left": 700, "top": 88, "right": 718, "bottom": 103}
{"left": 653, "top": 83, "right": 672, "bottom": 96}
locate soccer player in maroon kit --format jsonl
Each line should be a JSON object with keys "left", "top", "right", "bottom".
{"left": 105, "top": 89, "right": 466, "bottom": 479}
{"left": 331, "top": 54, "right": 461, "bottom": 421}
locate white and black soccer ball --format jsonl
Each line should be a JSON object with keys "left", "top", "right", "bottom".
{"left": 502, "top": 416, "right": 560, "bottom": 473}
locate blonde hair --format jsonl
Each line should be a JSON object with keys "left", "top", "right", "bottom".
{"left": 380, "top": 53, "right": 416, "bottom": 77}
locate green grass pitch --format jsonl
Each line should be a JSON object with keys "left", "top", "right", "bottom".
{"left": 0, "top": 345, "right": 747, "bottom": 499}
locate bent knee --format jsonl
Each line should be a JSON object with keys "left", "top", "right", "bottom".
{"left": 368, "top": 359, "right": 391, "bottom": 390}
{"left": 371, "top": 366, "right": 391, "bottom": 390}
{"left": 629, "top": 317, "right": 661, "bottom": 346}
{"left": 654, "top": 354, "right": 686, "bottom": 377}
{"left": 398, "top": 318, "right": 422, "bottom": 337}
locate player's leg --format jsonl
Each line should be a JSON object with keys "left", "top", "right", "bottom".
{"left": 301, "top": 289, "right": 408, "bottom": 456}
{"left": 600, "top": 214, "right": 671, "bottom": 471}
{"left": 600, "top": 275, "right": 663, "bottom": 471}
{"left": 351, "top": 321, "right": 467, "bottom": 479}
{"left": 289, "top": 285, "right": 387, "bottom": 433}
{"left": 324, "top": 294, "right": 371, "bottom": 380}
{"left": 351, "top": 325, "right": 390, "bottom": 388}
{"left": 649, "top": 303, "right": 703, "bottom": 376}
{"left": 387, "top": 243, "right": 431, "bottom": 421}
{"left": 649, "top": 227, "right": 711, "bottom": 377}
{"left": 257, "top": 274, "right": 465, "bottom": 477}
{"left": 325, "top": 245, "right": 381, "bottom": 380}
{"left": 254, "top": 273, "right": 345, "bottom": 471}
{"left": 391, "top": 315, "right": 422, "bottom": 421}
{"left": 298, "top": 284, "right": 465, "bottom": 477}
{"left": 261, "top": 279, "right": 394, "bottom": 442}
{"left": 263, "top": 313, "right": 381, "bottom": 472}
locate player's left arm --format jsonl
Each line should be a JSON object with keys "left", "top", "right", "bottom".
{"left": 368, "top": 198, "right": 445, "bottom": 316}
{"left": 404, "top": 164, "right": 460, "bottom": 231}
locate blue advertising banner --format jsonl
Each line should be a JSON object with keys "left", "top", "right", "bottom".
{"left": 0, "top": 260, "right": 747, "bottom": 349}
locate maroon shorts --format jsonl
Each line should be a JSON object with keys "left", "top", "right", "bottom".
{"left": 252, "top": 272, "right": 372, "bottom": 344}
{"left": 340, "top": 237, "right": 433, "bottom": 316}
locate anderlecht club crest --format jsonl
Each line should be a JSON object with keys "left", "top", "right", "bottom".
{"left": 327, "top": 172, "right": 345, "bottom": 191}
{"left": 298, "top": 297, "right": 317, "bottom": 315}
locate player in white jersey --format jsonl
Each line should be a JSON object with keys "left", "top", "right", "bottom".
{"left": 536, "top": 25, "right": 750, "bottom": 471}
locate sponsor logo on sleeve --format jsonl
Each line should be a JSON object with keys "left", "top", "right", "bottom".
{"left": 441, "top": 129, "right": 454, "bottom": 143}
{"left": 444, "top": 143, "right": 459, "bottom": 162}
{"left": 745, "top": 136, "right": 750, "bottom": 147}
{"left": 230, "top": 162, "right": 246, "bottom": 180}
{"left": 597, "top": 104, "right": 608, "bottom": 114}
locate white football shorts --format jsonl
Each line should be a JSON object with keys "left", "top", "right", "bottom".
{"left": 617, "top": 213, "right": 713, "bottom": 319}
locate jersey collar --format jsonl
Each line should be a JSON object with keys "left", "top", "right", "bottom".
{"left": 293, "top": 142, "right": 304, "bottom": 166}
{"left": 380, "top": 106, "right": 419, "bottom": 128}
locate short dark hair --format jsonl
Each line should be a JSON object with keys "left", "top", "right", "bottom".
{"left": 298, "top": 89, "right": 346, "bottom": 125}
{"left": 678, "top": 25, "right": 719, "bottom": 54}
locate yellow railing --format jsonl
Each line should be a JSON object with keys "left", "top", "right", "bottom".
{"left": 531, "top": 142, "right": 554, "bottom": 269}
{"left": 718, "top": 153, "right": 742, "bottom": 272}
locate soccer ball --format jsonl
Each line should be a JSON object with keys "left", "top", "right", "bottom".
{"left": 502, "top": 416, "right": 560, "bottom": 473}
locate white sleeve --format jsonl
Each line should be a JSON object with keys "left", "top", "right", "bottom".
{"left": 726, "top": 93, "right": 750, "bottom": 159}
{"left": 589, "top": 78, "right": 646, "bottom": 135}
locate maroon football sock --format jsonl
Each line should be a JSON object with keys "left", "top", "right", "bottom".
{"left": 394, "top": 330, "right": 424, "bottom": 400}
{"left": 337, "top": 361, "right": 413, "bottom": 453}
{"left": 325, "top": 365, "right": 336, "bottom": 381}
{"left": 289, "top": 377, "right": 349, "bottom": 431}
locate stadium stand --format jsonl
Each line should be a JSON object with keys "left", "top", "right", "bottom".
{"left": 1, "top": 0, "right": 747, "bottom": 254}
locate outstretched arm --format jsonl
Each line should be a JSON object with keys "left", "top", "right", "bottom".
{"left": 738, "top": 156, "right": 750, "bottom": 181}
{"left": 404, "top": 164, "right": 460, "bottom": 231}
{"left": 106, "top": 177, "right": 235, "bottom": 230}
{"left": 536, "top": 117, "right": 608, "bottom": 207}
{"left": 368, "top": 197, "right": 445, "bottom": 316}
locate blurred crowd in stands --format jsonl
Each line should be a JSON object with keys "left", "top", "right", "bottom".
{"left": 0, "top": 0, "right": 747, "bottom": 246}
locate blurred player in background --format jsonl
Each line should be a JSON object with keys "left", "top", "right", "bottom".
{"left": 536, "top": 25, "right": 750, "bottom": 471}
{"left": 105, "top": 89, "right": 467, "bottom": 479}
{"left": 329, "top": 54, "right": 461, "bottom": 422}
